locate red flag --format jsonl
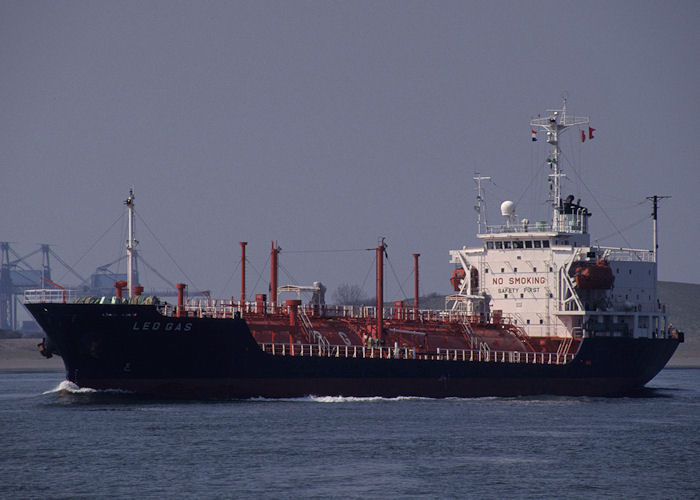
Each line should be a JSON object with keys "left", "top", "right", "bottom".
{"left": 580, "top": 130, "right": 586, "bottom": 143}
{"left": 588, "top": 127, "right": 596, "bottom": 140}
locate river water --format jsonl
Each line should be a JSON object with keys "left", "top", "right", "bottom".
{"left": 1, "top": 369, "right": 699, "bottom": 499}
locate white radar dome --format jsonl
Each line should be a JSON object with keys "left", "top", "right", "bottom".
{"left": 500, "top": 200, "right": 516, "bottom": 217}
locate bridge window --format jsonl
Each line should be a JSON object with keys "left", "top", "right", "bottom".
{"left": 503, "top": 241, "right": 512, "bottom": 249}
{"left": 495, "top": 241, "right": 503, "bottom": 249}
{"left": 486, "top": 241, "right": 494, "bottom": 249}
{"left": 542, "top": 240, "right": 550, "bottom": 248}
{"left": 525, "top": 241, "right": 533, "bottom": 248}
{"left": 534, "top": 241, "right": 542, "bottom": 248}
{"left": 513, "top": 241, "right": 524, "bottom": 249}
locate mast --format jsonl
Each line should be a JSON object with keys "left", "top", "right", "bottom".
{"left": 239, "top": 241, "right": 247, "bottom": 305}
{"left": 412, "top": 253, "right": 420, "bottom": 312}
{"left": 270, "top": 241, "right": 280, "bottom": 312}
{"left": 530, "top": 97, "right": 589, "bottom": 232}
{"left": 473, "top": 173, "right": 491, "bottom": 233}
{"left": 124, "top": 188, "right": 138, "bottom": 298}
{"left": 376, "top": 238, "right": 386, "bottom": 344}
{"left": 646, "top": 195, "right": 670, "bottom": 269}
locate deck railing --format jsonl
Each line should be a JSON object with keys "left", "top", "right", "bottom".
{"left": 600, "top": 247, "right": 654, "bottom": 262}
{"left": 258, "top": 342, "right": 575, "bottom": 365}
{"left": 24, "top": 289, "right": 79, "bottom": 303}
{"left": 158, "top": 300, "right": 486, "bottom": 324}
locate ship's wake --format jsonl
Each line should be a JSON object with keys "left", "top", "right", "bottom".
{"left": 43, "top": 380, "right": 96, "bottom": 394}
{"left": 249, "top": 395, "right": 434, "bottom": 403}
{"left": 42, "top": 380, "right": 137, "bottom": 403}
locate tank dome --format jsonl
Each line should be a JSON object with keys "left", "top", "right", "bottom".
{"left": 500, "top": 200, "right": 515, "bottom": 217}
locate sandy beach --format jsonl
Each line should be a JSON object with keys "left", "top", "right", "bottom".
{"left": 0, "top": 339, "right": 65, "bottom": 372}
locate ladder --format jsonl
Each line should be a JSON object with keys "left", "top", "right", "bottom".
{"left": 298, "top": 307, "right": 330, "bottom": 352}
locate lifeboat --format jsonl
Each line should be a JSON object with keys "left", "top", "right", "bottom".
{"left": 450, "top": 268, "right": 465, "bottom": 291}
{"left": 569, "top": 259, "right": 614, "bottom": 290}
{"left": 450, "top": 267, "right": 478, "bottom": 292}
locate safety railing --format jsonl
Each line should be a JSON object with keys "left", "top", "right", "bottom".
{"left": 158, "top": 299, "right": 492, "bottom": 324}
{"left": 258, "top": 342, "right": 575, "bottom": 365}
{"left": 24, "top": 289, "right": 79, "bottom": 303}
{"left": 600, "top": 247, "right": 654, "bottom": 262}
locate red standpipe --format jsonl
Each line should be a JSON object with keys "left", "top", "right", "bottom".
{"left": 176, "top": 283, "right": 187, "bottom": 318}
{"left": 393, "top": 300, "right": 404, "bottom": 320}
{"left": 412, "top": 253, "right": 420, "bottom": 312}
{"left": 256, "top": 293, "right": 267, "bottom": 314}
{"left": 133, "top": 286, "right": 144, "bottom": 297}
{"left": 114, "top": 280, "right": 127, "bottom": 298}
{"left": 239, "top": 241, "right": 247, "bottom": 305}
{"left": 270, "top": 241, "right": 279, "bottom": 312}
{"left": 286, "top": 299, "right": 301, "bottom": 346}
{"left": 376, "top": 240, "right": 385, "bottom": 344}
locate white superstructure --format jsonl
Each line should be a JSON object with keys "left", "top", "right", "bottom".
{"left": 448, "top": 99, "right": 668, "bottom": 340}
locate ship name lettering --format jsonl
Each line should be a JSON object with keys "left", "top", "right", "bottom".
{"left": 133, "top": 321, "right": 193, "bottom": 332}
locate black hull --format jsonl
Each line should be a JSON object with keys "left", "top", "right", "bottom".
{"left": 26, "top": 303, "right": 680, "bottom": 398}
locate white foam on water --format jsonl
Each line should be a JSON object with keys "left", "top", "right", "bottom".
{"left": 249, "top": 395, "right": 434, "bottom": 403}
{"left": 307, "top": 395, "right": 432, "bottom": 403}
{"left": 42, "top": 380, "right": 134, "bottom": 395}
{"left": 43, "top": 380, "right": 96, "bottom": 394}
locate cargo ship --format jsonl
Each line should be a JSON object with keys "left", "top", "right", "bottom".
{"left": 25, "top": 99, "right": 683, "bottom": 398}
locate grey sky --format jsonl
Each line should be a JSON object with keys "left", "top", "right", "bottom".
{"left": 2, "top": 1, "right": 698, "bottom": 302}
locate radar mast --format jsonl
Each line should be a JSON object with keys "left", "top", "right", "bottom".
{"left": 530, "top": 97, "right": 589, "bottom": 232}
